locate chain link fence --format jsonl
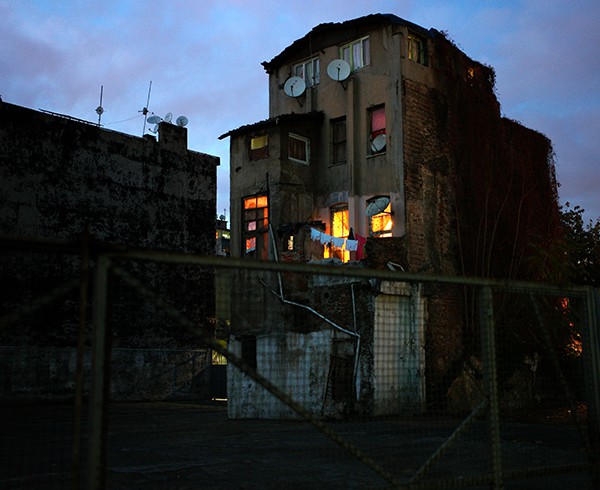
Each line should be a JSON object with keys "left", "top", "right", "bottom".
{"left": 1, "top": 237, "right": 599, "bottom": 489}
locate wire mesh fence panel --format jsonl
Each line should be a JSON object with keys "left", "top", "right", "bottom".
{"left": 492, "top": 289, "right": 595, "bottom": 488}
{"left": 1, "top": 241, "right": 598, "bottom": 489}
{"left": 0, "top": 248, "right": 86, "bottom": 489}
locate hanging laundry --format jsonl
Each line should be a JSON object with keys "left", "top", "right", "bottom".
{"left": 356, "top": 234, "right": 367, "bottom": 260}
{"left": 332, "top": 237, "right": 345, "bottom": 248}
{"left": 348, "top": 227, "right": 355, "bottom": 241}
{"left": 310, "top": 228, "right": 322, "bottom": 242}
{"left": 345, "top": 239, "right": 358, "bottom": 252}
{"left": 320, "top": 232, "right": 332, "bottom": 245}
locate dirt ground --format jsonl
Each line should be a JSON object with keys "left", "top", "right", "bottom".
{"left": 0, "top": 400, "right": 595, "bottom": 489}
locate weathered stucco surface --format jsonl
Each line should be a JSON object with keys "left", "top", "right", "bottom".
{"left": 0, "top": 101, "right": 219, "bottom": 399}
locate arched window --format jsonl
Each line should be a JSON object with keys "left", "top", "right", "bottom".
{"left": 367, "top": 196, "right": 392, "bottom": 237}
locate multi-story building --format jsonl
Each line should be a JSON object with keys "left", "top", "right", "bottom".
{"left": 0, "top": 101, "right": 219, "bottom": 399}
{"left": 220, "top": 14, "right": 560, "bottom": 418}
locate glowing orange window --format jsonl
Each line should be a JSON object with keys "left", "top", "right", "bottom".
{"left": 243, "top": 195, "right": 269, "bottom": 259}
{"left": 330, "top": 205, "right": 350, "bottom": 262}
{"left": 367, "top": 197, "right": 392, "bottom": 238}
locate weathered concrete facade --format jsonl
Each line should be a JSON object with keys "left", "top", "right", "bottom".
{"left": 222, "top": 14, "right": 559, "bottom": 418}
{"left": 0, "top": 101, "right": 219, "bottom": 399}
{"left": 0, "top": 102, "right": 218, "bottom": 253}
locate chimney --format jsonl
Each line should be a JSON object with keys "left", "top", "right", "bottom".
{"left": 158, "top": 121, "right": 187, "bottom": 152}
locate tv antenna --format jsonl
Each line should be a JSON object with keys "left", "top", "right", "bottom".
{"left": 139, "top": 81, "right": 152, "bottom": 135}
{"left": 95, "top": 85, "right": 104, "bottom": 126}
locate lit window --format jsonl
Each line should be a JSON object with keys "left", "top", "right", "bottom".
{"left": 243, "top": 195, "right": 269, "bottom": 259}
{"left": 294, "top": 56, "right": 320, "bottom": 87}
{"left": 331, "top": 117, "right": 346, "bottom": 165}
{"left": 369, "top": 105, "right": 386, "bottom": 154}
{"left": 407, "top": 33, "right": 428, "bottom": 65}
{"left": 330, "top": 204, "right": 350, "bottom": 262}
{"left": 340, "top": 36, "right": 370, "bottom": 71}
{"left": 250, "top": 135, "right": 268, "bottom": 161}
{"left": 288, "top": 133, "right": 310, "bottom": 164}
{"left": 367, "top": 196, "right": 393, "bottom": 237}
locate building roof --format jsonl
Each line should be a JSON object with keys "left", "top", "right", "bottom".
{"left": 218, "top": 112, "right": 324, "bottom": 140}
{"left": 262, "top": 13, "right": 437, "bottom": 73}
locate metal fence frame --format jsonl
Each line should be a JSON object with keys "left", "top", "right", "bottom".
{"left": 88, "top": 248, "right": 600, "bottom": 489}
{"left": 1, "top": 236, "right": 599, "bottom": 489}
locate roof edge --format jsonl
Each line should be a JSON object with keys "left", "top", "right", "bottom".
{"left": 218, "top": 112, "right": 324, "bottom": 140}
{"left": 262, "top": 13, "right": 436, "bottom": 73}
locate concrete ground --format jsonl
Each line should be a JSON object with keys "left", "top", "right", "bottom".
{"left": 0, "top": 400, "right": 594, "bottom": 489}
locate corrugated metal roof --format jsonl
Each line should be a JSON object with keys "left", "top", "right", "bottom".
{"left": 218, "top": 112, "right": 323, "bottom": 140}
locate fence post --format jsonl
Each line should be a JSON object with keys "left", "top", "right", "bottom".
{"left": 479, "top": 286, "right": 503, "bottom": 489}
{"left": 88, "top": 254, "right": 111, "bottom": 490}
{"left": 582, "top": 287, "right": 600, "bottom": 482}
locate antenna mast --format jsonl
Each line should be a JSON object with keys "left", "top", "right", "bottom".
{"left": 95, "top": 85, "right": 104, "bottom": 126}
{"left": 140, "top": 81, "right": 152, "bottom": 135}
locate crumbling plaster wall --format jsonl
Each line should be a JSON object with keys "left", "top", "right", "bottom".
{"left": 0, "top": 103, "right": 217, "bottom": 252}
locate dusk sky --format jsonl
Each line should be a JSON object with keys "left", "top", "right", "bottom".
{"left": 2, "top": 0, "right": 599, "bottom": 223}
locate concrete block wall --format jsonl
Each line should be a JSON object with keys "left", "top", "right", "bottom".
{"left": 0, "top": 346, "right": 211, "bottom": 401}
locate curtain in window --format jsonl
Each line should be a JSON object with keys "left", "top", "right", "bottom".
{"left": 371, "top": 107, "right": 386, "bottom": 137}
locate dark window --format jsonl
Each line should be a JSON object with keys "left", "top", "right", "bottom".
{"left": 288, "top": 133, "right": 309, "bottom": 164}
{"left": 331, "top": 118, "right": 346, "bottom": 165}
{"left": 408, "top": 33, "right": 428, "bottom": 66}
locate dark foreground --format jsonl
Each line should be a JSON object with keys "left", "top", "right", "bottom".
{"left": 0, "top": 400, "right": 594, "bottom": 489}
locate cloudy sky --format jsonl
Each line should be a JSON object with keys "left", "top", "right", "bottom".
{"left": 2, "top": 0, "right": 599, "bottom": 223}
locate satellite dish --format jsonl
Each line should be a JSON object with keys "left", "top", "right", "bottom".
{"left": 370, "top": 133, "right": 386, "bottom": 153}
{"left": 147, "top": 115, "right": 162, "bottom": 124}
{"left": 366, "top": 196, "right": 390, "bottom": 217}
{"left": 176, "top": 115, "right": 188, "bottom": 127}
{"left": 327, "top": 59, "right": 351, "bottom": 81}
{"left": 95, "top": 106, "right": 104, "bottom": 116}
{"left": 164, "top": 112, "right": 173, "bottom": 123}
{"left": 283, "top": 76, "right": 306, "bottom": 97}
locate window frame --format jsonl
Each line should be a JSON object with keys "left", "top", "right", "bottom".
{"left": 330, "top": 117, "right": 347, "bottom": 166}
{"left": 288, "top": 132, "right": 310, "bottom": 165}
{"left": 330, "top": 204, "right": 350, "bottom": 262}
{"left": 368, "top": 105, "right": 386, "bottom": 155}
{"left": 242, "top": 194, "right": 269, "bottom": 259}
{"left": 249, "top": 134, "right": 269, "bottom": 161}
{"left": 367, "top": 196, "right": 393, "bottom": 238}
{"left": 293, "top": 56, "right": 320, "bottom": 87}
{"left": 407, "top": 32, "right": 428, "bottom": 66}
{"left": 340, "top": 36, "right": 370, "bottom": 71}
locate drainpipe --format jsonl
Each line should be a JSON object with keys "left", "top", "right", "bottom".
{"left": 263, "top": 229, "right": 362, "bottom": 402}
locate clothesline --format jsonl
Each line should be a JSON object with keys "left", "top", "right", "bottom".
{"left": 309, "top": 227, "right": 366, "bottom": 258}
